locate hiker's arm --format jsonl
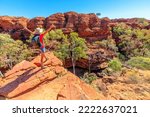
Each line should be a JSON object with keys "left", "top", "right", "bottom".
{"left": 43, "top": 24, "right": 56, "bottom": 36}
{"left": 24, "top": 27, "right": 34, "bottom": 34}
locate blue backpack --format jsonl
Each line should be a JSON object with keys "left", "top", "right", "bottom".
{"left": 31, "top": 34, "right": 42, "bottom": 47}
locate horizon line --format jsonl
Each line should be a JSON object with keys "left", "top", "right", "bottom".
{"left": 0, "top": 12, "right": 150, "bottom": 20}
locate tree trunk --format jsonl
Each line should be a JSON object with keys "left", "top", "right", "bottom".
{"left": 8, "top": 59, "right": 13, "bottom": 69}
{"left": 88, "top": 55, "right": 91, "bottom": 73}
{"left": 72, "top": 56, "right": 76, "bottom": 75}
{"left": 0, "top": 71, "right": 4, "bottom": 78}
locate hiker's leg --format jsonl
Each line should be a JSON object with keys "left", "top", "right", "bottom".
{"left": 40, "top": 47, "right": 47, "bottom": 68}
{"left": 41, "top": 53, "right": 44, "bottom": 65}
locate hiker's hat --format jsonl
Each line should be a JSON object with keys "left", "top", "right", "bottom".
{"left": 35, "top": 28, "right": 43, "bottom": 34}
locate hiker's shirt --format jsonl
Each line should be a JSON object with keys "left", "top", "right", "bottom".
{"left": 39, "top": 33, "right": 45, "bottom": 49}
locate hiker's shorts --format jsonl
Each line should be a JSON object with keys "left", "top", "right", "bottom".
{"left": 40, "top": 47, "right": 46, "bottom": 53}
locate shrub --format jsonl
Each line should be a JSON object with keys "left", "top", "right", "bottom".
{"left": 124, "top": 69, "right": 144, "bottom": 84}
{"left": 113, "top": 23, "right": 132, "bottom": 37}
{"left": 138, "top": 18, "right": 149, "bottom": 27}
{"left": 108, "top": 58, "right": 122, "bottom": 72}
{"left": 0, "top": 33, "right": 33, "bottom": 69}
{"left": 101, "top": 58, "right": 122, "bottom": 76}
{"left": 127, "top": 57, "right": 150, "bottom": 70}
{"left": 113, "top": 23, "right": 150, "bottom": 59}
{"left": 118, "top": 53, "right": 126, "bottom": 61}
{"left": 44, "top": 29, "right": 67, "bottom": 50}
{"left": 128, "top": 74, "right": 140, "bottom": 84}
{"left": 81, "top": 72, "right": 97, "bottom": 84}
{"left": 94, "top": 39, "right": 118, "bottom": 52}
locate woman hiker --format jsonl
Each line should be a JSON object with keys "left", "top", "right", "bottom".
{"left": 25, "top": 24, "right": 56, "bottom": 68}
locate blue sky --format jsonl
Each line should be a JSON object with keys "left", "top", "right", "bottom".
{"left": 0, "top": 0, "right": 150, "bottom": 19}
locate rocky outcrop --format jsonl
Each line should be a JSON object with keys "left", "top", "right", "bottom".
{"left": 0, "top": 52, "right": 104, "bottom": 100}
{"left": 27, "top": 17, "right": 45, "bottom": 31}
{"left": 0, "top": 16, "right": 28, "bottom": 31}
{"left": 0, "top": 12, "right": 111, "bottom": 41}
{"left": 0, "top": 13, "right": 149, "bottom": 40}
{"left": 0, "top": 16, "right": 29, "bottom": 40}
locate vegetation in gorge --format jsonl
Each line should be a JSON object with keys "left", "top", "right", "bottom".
{"left": 54, "top": 32, "right": 88, "bottom": 74}
{"left": 113, "top": 23, "right": 150, "bottom": 59}
{"left": 0, "top": 33, "right": 33, "bottom": 70}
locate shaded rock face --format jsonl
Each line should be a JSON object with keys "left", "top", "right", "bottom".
{"left": 0, "top": 52, "right": 104, "bottom": 100}
{"left": 0, "top": 16, "right": 28, "bottom": 31}
{"left": 0, "top": 12, "right": 111, "bottom": 40}
{"left": 0, "top": 16, "right": 30, "bottom": 40}
{"left": 64, "top": 48, "right": 115, "bottom": 71}
{"left": 145, "top": 24, "right": 150, "bottom": 29}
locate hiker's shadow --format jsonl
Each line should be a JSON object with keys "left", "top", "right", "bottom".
{"left": 0, "top": 68, "right": 41, "bottom": 97}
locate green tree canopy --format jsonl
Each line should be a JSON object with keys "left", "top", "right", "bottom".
{"left": 55, "top": 32, "right": 87, "bottom": 74}
{"left": 0, "top": 33, "right": 32, "bottom": 69}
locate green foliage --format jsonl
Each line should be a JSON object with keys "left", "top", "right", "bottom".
{"left": 94, "top": 38, "right": 118, "bottom": 52}
{"left": 113, "top": 23, "right": 150, "bottom": 59}
{"left": 55, "top": 32, "right": 88, "bottom": 60}
{"left": 69, "top": 32, "right": 87, "bottom": 60}
{"left": 55, "top": 32, "right": 87, "bottom": 74}
{"left": 127, "top": 57, "right": 150, "bottom": 70}
{"left": 54, "top": 43, "right": 69, "bottom": 61}
{"left": 108, "top": 58, "right": 122, "bottom": 72}
{"left": 48, "top": 29, "right": 66, "bottom": 40}
{"left": 44, "top": 29, "right": 67, "bottom": 49}
{"left": 81, "top": 72, "right": 97, "bottom": 84}
{"left": 113, "top": 23, "right": 132, "bottom": 36}
{"left": 117, "top": 53, "right": 126, "bottom": 61}
{"left": 101, "top": 58, "right": 122, "bottom": 76}
{"left": 0, "top": 33, "right": 33, "bottom": 69}
{"left": 138, "top": 18, "right": 149, "bottom": 27}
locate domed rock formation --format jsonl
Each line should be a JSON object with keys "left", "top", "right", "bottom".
{"left": 0, "top": 12, "right": 111, "bottom": 41}
{"left": 27, "top": 17, "right": 45, "bottom": 31}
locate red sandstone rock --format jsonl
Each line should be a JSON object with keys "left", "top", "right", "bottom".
{"left": 27, "top": 17, "right": 45, "bottom": 31}
{"left": 45, "top": 13, "right": 65, "bottom": 29}
{"left": 64, "top": 12, "right": 79, "bottom": 31}
{"left": 0, "top": 12, "right": 111, "bottom": 40}
{"left": 0, "top": 52, "right": 104, "bottom": 100}
{"left": 0, "top": 16, "right": 28, "bottom": 31}
{"left": 1, "top": 13, "right": 150, "bottom": 40}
